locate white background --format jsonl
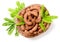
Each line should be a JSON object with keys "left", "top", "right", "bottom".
{"left": 0, "top": 0, "right": 60, "bottom": 42}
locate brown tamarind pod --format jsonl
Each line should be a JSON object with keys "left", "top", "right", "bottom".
{"left": 16, "top": 4, "right": 50, "bottom": 38}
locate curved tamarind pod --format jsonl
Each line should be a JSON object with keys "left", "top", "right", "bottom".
{"left": 24, "top": 13, "right": 32, "bottom": 25}
{"left": 29, "top": 24, "right": 38, "bottom": 33}
{"left": 25, "top": 24, "right": 33, "bottom": 30}
{"left": 30, "top": 10, "right": 38, "bottom": 17}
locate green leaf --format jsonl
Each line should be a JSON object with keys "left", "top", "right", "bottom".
{"left": 8, "top": 1, "right": 25, "bottom": 18}
{"left": 16, "top": 2, "right": 25, "bottom": 10}
{"left": 4, "top": 18, "right": 14, "bottom": 23}
{"left": 2, "top": 22, "right": 14, "bottom": 26}
{"left": 16, "top": 1, "right": 25, "bottom": 10}
{"left": 43, "top": 17, "right": 52, "bottom": 23}
{"left": 2, "top": 1, "right": 26, "bottom": 36}
{"left": 42, "top": 16, "right": 58, "bottom": 23}
{"left": 10, "top": 13, "right": 17, "bottom": 18}
{"left": 8, "top": 8, "right": 14, "bottom": 12}
{"left": 16, "top": 1, "right": 20, "bottom": 8}
{"left": 45, "top": 10, "right": 49, "bottom": 16}
{"left": 41, "top": 5, "right": 45, "bottom": 11}
{"left": 39, "top": 5, "right": 58, "bottom": 32}
{"left": 16, "top": 21, "right": 25, "bottom": 26}
{"left": 49, "top": 16, "right": 58, "bottom": 19}
{"left": 15, "top": 32, "right": 19, "bottom": 36}
{"left": 16, "top": 15, "right": 24, "bottom": 21}
{"left": 10, "top": 8, "right": 19, "bottom": 18}
{"left": 8, "top": 25, "right": 15, "bottom": 35}
{"left": 16, "top": 15, "right": 25, "bottom": 25}
{"left": 39, "top": 22, "right": 46, "bottom": 32}
{"left": 40, "top": 5, "right": 45, "bottom": 17}
{"left": 15, "top": 28, "right": 19, "bottom": 36}
{"left": 19, "top": 3, "right": 25, "bottom": 9}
